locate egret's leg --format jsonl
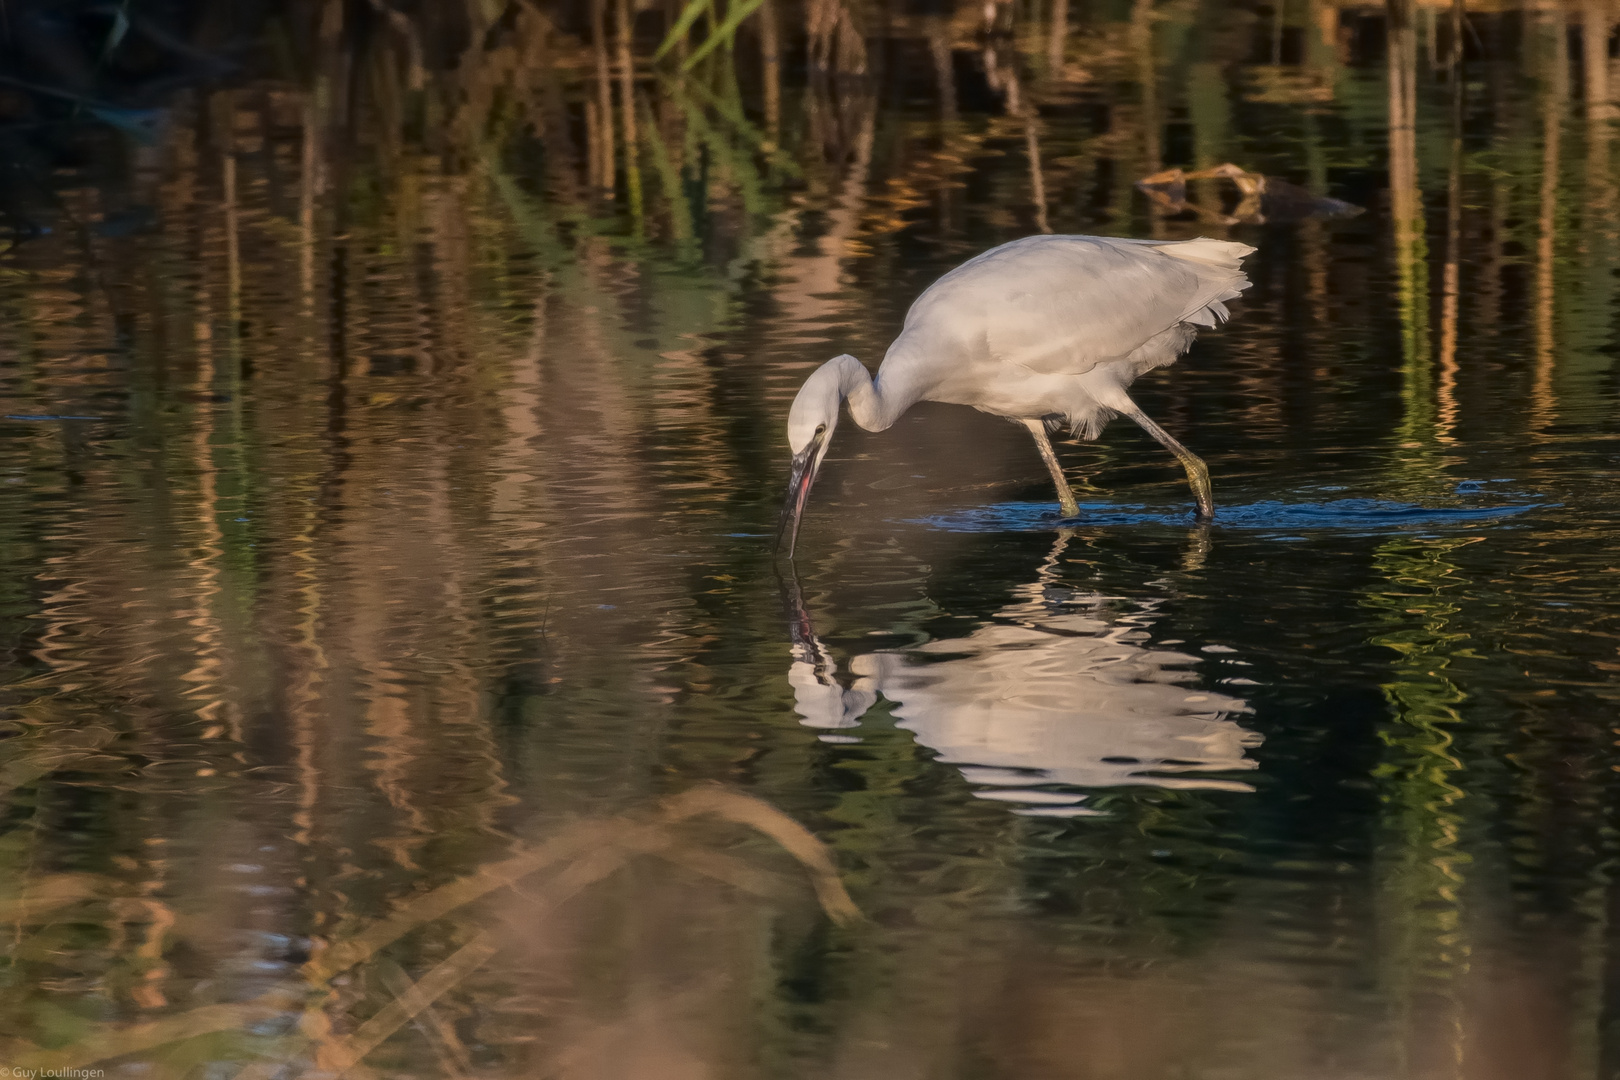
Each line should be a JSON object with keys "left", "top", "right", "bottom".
{"left": 1120, "top": 404, "right": 1215, "bottom": 520}
{"left": 1021, "top": 419, "right": 1081, "bottom": 518}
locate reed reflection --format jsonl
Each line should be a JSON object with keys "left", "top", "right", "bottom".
{"left": 5, "top": 0, "right": 1620, "bottom": 1073}
{"left": 786, "top": 535, "right": 1261, "bottom": 817}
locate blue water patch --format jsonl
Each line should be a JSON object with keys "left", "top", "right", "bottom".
{"left": 912, "top": 498, "right": 1553, "bottom": 534}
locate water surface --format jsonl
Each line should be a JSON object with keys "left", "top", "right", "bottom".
{"left": 2, "top": 3, "right": 1620, "bottom": 1076}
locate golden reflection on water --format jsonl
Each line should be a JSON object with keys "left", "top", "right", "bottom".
{"left": 0, "top": 0, "right": 1619, "bottom": 1075}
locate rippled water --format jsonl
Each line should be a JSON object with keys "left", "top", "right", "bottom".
{"left": 3, "top": 5, "right": 1620, "bottom": 1076}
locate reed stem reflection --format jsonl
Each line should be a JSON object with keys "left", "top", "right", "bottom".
{"left": 0, "top": 1, "right": 1616, "bottom": 1075}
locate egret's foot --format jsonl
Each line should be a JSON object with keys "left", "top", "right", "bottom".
{"left": 1186, "top": 463, "right": 1215, "bottom": 522}
{"left": 1120, "top": 403, "right": 1215, "bottom": 525}
{"left": 1185, "top": 492, "right": 1215, "bottom": 522}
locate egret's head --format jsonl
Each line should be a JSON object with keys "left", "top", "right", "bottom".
{"left": 777, "top": 356, "right": 855, "bottom": 558}
{"left": 786, "top": 364, "right": 844, "bottom": 455}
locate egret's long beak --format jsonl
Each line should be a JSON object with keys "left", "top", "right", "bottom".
{"left": 776, "top": 428, "right": 828, "bottom": 559}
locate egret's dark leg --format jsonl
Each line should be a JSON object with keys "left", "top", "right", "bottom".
{"left": 1120, "top": 404, "right": 1215, "bottom": 520}
{"left": 1021, "top": 419, "right": 1080, "bottom": 518}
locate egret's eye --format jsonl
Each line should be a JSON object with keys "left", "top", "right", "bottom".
{"left": 814, "top": 424, "right": 827, "bottom": 438}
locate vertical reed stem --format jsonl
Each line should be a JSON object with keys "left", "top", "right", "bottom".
{"left": 760, "top": 0, "right": 782, "bottom": 144}
{"left": 591, "top": 0, "right": 616, "bottom": 194}
{"left": 616, "top": 0, "right": 644, "bottom": 227}
{"left": 1436, "top": 0, "right": 1464, "bottom": 443}
{"left": 1532, "top": 11, "right": 1567, "bottom": 430}
{"left": 1048, "top": 0, "right": 1069, "bottom": 77}
{"left": 1585, "top": 0, "right": 1614, "bottom": 119}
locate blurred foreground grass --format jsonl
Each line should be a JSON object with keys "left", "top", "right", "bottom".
{"left": 0, "top": 786, "right": 859, "bottom": 1077}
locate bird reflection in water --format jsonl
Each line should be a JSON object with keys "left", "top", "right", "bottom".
{"left": 786, "top": 536, "right": 1262, "bottom": 816}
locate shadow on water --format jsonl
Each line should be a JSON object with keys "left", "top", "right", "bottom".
{"left": 916, "top": 496, "right": 1551, "bottom": 534}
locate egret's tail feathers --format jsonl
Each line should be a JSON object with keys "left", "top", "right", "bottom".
{"left": 1150, "top": 237, "right": 1253, "bottom": 329}
{"left": 1149, "top": 237, "right": 1257, "bottom": 272}
{"left": 1184, "top": 299, "right": 1232, "bottom": 327}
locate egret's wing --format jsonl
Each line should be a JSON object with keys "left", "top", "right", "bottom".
{"left": 904, "top": 235, "right": 1253, "bottom": 376}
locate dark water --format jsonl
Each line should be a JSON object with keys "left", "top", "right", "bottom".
{"left": 3, "top": 4, "right": 1620, "bottom": 1076}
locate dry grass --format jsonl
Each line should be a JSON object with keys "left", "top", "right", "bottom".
{"left": 0, "top": 785, "right": 859, "bottom": 1077}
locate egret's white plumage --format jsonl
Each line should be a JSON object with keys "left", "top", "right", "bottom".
{"left": 779, "top": 234, "right": 1256, "bottom": 555}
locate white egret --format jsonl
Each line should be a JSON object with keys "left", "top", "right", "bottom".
{"left": 778, "top": 234, "right": 1255, "bottom": 555}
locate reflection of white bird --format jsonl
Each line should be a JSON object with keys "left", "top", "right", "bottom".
{"left": 779, "top": 235, "right": 1255, "bottom": 555}
{"left": 786, "top": 542, "right": 1261, "bottom": 817}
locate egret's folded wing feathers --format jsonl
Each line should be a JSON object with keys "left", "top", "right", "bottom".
{"left": 1144, "top": 236, "right": 1257, "bottom": 271}
{"left": 904, "top": 235, "right": 1252, "bottom": 377}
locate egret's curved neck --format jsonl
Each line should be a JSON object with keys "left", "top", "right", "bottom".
{"left": 829, "top": 351, "right": 925, "bottom": 433}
